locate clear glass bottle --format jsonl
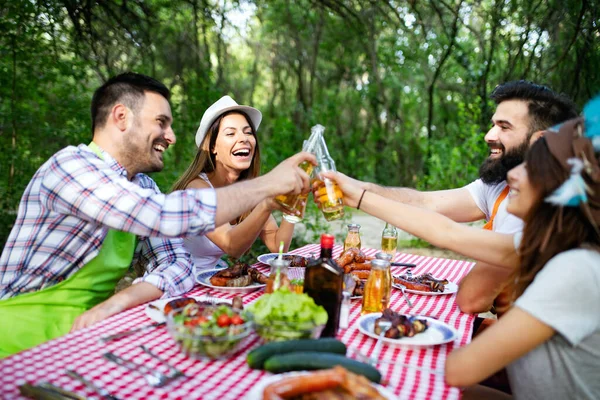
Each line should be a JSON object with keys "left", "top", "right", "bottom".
{"left": 312, "top": 132, "right": 345, "bottom": 221}
{"left": 266, "top": 258, "right": 290, "bottom": 293}
{"left": 375, "top": 252, "right": 393, "bottom": 303}
{"left": 381, "top": 222, "right": 398, "bottom": 257}
{"left": 344, "top": 224, "right": 361, "bottom": 251}
{"left": 304, "top": 234, "right": 344, "bottom": 337}
{"left": 275, "top": 126, "right": 323, "bottom": 223}
{"left": 361, "top": 259, "right": 392, "bottom": 315}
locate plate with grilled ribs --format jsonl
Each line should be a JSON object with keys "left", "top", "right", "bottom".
{"left": 392, "top": 273, "right": 457, "bottom": 296}
{"left": 196, "top": 262, "right": 267, "bottom": 293}
{"left": 257, "top": 253, "right": 310, "bottom": 267}
{"left": 357, "top": 308, "right": 458, "bottom": 346}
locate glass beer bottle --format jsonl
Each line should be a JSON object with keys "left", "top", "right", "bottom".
{"left": 343, "top": 224, "right": 361, "bottom": 251}
{"left": 361, "top": 259, "right": 392, "bottom": 315}
{"left": 312, "top": 133, "right": 345, "bottom": 221}
{"left": 381, "top": 222, "right": 398, "bottom": 257}
{"left": 303, "top": 234, "right": 344, "bottom": 337}
{"left": 275, "top": 126, "right": 323, "bottom": 223}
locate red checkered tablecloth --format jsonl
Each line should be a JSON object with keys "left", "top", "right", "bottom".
{"left": 0, "top": 244, "right": 475, "bottom": 399}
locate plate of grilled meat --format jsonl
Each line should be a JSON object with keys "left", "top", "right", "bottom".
{"left": 357, "top": 308, "right": 458, "bottom": 346}
{"left": 336, "top": 248, "right": 374, "bottom": 281}
{"left": 197, "top": 262, "right": 268, "bottom": 293}
{"left": 392, "top": 273, "right": 457, "bottom": 295}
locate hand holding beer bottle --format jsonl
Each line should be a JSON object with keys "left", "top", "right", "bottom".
{"left": 311, "top": 128, "right": 345, "bottom": 221}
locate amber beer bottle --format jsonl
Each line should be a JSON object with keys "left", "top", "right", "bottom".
{"left": 303, "top": 234, "right": 344, "bottom": 337}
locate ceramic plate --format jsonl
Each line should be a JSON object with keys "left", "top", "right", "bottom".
{"left": 196, "top": 268, "right": 266, "bottom": 294}
{"left": 357, "top": 312, "right": 458, "bottom": 346}
{"left": 257, "top": 253, "right": 291, "bottom": 264}
{"left": 392, "top": 276, "right": 458, "bottom": 296}
{"left": 144, "top": 296, "right": 230, "bottom": 323}
{"left": 245, "top": 371, "right": 396, "bottom": 400}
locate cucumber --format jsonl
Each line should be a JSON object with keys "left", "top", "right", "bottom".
{"left": 247, "top": 338, "right": 346, "bottom": 369}
{"left": 263, "top": 351, "right": 382, "bottom": 383}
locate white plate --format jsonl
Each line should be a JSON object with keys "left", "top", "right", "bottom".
{"left": 357, "top": 312, "right": 458, "bottom": 346}
{"left": 144, "top": 296, "right": 230, "bottom": 323}
{"left": 257, "top": 253, "right": 290, "bottom": 264}
{"left": 245, "top": 371, "right": 396, "bottom": 400}
{"left": 196, "top": 268, "right": 266, "bottom": 294}
{"left": 392, "top": 277, "right": 458, "bottom": 296}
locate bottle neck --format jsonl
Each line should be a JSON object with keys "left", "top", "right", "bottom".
{"left": 320, "top": 247, "right": 333, "bottom": 259}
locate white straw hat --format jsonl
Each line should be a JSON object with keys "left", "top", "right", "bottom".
{"left": 195, "top": 96, "right": 262, "bottom": 148}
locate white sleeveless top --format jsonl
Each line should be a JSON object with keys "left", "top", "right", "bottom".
{"left": 183, "top": 173, "right": 227, "bottom": 274}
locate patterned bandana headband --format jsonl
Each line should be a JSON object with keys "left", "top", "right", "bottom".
{"left": 544, "top": 95, "right": 600, "bottom": 228}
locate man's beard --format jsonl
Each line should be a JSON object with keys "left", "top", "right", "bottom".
{"left": 479, "top": 140, "right": 528, "bottom": 185}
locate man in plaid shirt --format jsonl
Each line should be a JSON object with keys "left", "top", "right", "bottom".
{"left": 0, "top": 73, "right": 314, "bottom": 354}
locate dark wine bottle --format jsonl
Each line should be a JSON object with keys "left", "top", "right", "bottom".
{"left": 303, "top": 234, "right": 344, "bottom": 337}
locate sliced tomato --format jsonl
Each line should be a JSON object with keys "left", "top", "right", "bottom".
{"left": 216, "top": 314, "right": 231, "bottom": 327}
{"left": 230, "top": 315, "right": 244, "bottom": 325}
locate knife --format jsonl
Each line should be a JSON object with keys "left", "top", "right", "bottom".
{"left": 390, "top": 262, "right": 417, "bottom": 268}
{"left": 66, "top": 370, "right": 121, "bottom": 400}
{"left": 19, "top": 382, "right": 86, "bottom": 400}
{"left": 99, "top": 322, "right": 165, "bottom": 342}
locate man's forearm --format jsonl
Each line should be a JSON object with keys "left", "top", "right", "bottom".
{"left": 214, "top": 176, "right": 275, "bottom": 227}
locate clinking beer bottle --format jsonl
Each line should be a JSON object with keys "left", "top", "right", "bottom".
{"left": 303, "top": 234, "right": 344, "bottom": 337}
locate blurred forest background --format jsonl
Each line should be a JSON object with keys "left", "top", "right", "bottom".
{"left": 1, "top": 0, "right": 599, "bottom": 254}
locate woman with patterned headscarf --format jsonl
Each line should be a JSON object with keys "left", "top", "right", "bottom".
{"left": 320, "top": 96, "right": 600, "bottom": 399}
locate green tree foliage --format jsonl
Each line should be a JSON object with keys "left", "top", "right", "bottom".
{"left": 1, "top": 0, "right": 598, "bottom": 250}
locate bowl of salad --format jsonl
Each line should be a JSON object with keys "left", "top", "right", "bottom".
{"left": 248, "top": 289, "right": 328, "bottom": 342}
{"left": 166, "top": 303, "right": 252, "bottom": 359}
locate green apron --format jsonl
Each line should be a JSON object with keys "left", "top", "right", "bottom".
{"left": 0, "top": 143, "right": 136, "bottom": 358}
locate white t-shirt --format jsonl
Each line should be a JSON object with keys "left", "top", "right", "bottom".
{"left": 465, "top": 179, "right": 523, "bottom": 234}
{"left": 507, "top": 248, "right": 600, "bottom": 399}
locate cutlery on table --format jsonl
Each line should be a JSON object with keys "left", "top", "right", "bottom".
{"left": 66, "top": 370, "right": 120, "bottom": 400}
{"left": 396, "top": 284, "right": 414, "bottom": 308}
{"left": 370, "top": 320, "right": 392, "bottom": 366}
{"left": 139, "top": 345, "right": 186, "bottom": 379}
{"left": 103, "top": 352, "right": 177, "bottom": 388}
{"left": 19, "top": 382, "right": 86, "bottom": 400}
{"left": 390, "top": 262, "right": 417, "bottom": 268}
{"left": 100, "top": 322, "right": 165, "bottom": 342}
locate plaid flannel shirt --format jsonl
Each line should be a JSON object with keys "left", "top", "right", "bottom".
{"left": 0, "top": 144, "right": 216, "bottom": 299}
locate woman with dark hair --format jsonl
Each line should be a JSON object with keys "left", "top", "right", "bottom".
{"left": 172, "top": 96, "right": 297, "bottom": 273}
{"left": 319, "top": 98, "right": 600, "bottom": 399}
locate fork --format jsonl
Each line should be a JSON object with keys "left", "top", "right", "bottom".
{"left": 397, "top": 284, "right": 414, "bottom": 308}
{"left": 66, "top": 370, "right": 120, "bottom": 400}
{"left": 103, "top": 352, "right": 172, "bottom": 388}
{"left": 370, "top": 320, "right": 392, "bottom": 366}
{"left": 139, "top": 345, "right": 186, "bottom": 379}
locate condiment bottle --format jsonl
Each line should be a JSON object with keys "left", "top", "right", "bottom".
{"left": 361, "top": 259, "right": 391, "bottom": 315}
{"left": 266, "top": 258, "right": 290, "bottom": 293}
{"left": 304, "top": 234, "right": 344, "bottom": 337}
{"left": 381, "top": 222, "right": 398, "bottom": 257}
{"left": 375, "top": 252, "right": 393, "bottom": 302}
{"left": 344, "top": 224, "right": 361, "bottom": 251}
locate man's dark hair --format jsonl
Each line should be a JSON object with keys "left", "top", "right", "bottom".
{"left": 91, "top": 72, "right": 170, "bottom": 133}
{"left": 490, "top": 80, "right": 579, "bottom": 134}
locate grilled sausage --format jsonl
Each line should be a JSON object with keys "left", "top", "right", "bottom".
{"left": 262, "top": 367, "right": 346, "bottom": 400}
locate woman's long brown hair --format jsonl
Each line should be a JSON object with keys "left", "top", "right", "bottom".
{"left": 171, "top": 110, "right": 261, "bottom": 225}
{"left": 513, "top": 138, "right": 600, "bottom": 297}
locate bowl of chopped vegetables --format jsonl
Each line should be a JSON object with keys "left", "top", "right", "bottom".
{"left": 166, "top": 303, "right": 253, "bottom": 359}
{"left": 248, "top": 289, "right": 328, "bottom": 342}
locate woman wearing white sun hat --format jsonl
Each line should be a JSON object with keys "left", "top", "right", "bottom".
{"left": 171, "top": 96, "right": 297, "bottom": 273}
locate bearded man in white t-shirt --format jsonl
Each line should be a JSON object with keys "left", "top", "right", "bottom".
{"left": 336, "top": 81, "right": 578, "bottom": 314}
